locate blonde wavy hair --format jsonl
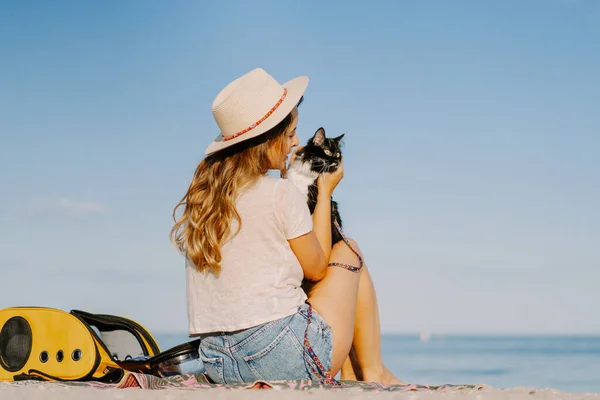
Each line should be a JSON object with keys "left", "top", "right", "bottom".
{"left": 170, "top": 111, "right": 296, "bottom": 275}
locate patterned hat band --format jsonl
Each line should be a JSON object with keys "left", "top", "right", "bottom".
{"left": 223, "top": 89, "right": 288, "bottom": 142}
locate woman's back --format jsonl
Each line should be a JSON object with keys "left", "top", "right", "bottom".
{"left": 186, "top": 176, "right": 312, "bottom": 335}
{"left": 174, "top": 68, "right": 401, "bottom": 384}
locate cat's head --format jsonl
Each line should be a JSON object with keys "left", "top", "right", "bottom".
{"left": 294, "top": 128, "right": 344, "bottom": 173}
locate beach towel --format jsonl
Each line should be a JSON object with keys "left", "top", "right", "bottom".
{"left": 0, "top": 371, "right": 487, "bottom": 392}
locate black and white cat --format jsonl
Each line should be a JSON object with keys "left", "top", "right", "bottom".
{"left": 287, "top": 127, "right": 345, "bottom": 245}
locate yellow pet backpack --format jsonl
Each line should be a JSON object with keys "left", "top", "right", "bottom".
{"left": 0, "top": 307, "right": 201, "bottom": 382}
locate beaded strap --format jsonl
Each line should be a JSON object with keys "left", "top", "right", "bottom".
{"left": 301, "top": 222, "right": 364, "bottom": 385}
{"left": 302, "top": 304, "right": 340, "bottom": 386}
{"left": 327, "top": 220, "right": 363, "bottom": 272}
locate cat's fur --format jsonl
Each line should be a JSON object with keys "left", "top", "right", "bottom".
{"left": 287, "top": 127, "right": 345, "bottom": 246}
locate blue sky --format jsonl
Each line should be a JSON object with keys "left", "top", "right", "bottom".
{"left": 1, "top": 0, "right": 598, "bottom": 334}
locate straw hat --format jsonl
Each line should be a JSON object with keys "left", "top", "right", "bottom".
{"left": 205, "top": 68, "right": 309, "bottom": 155}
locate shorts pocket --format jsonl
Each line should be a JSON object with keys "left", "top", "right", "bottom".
{"left": 242, "top": 326, "right": 306, "bottom": 381}
{"left": 199, "top": 354, "right": 224, "bottom": 384}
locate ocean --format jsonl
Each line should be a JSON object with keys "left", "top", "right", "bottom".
{"left": 154, "top": 333, "right": 600, "bottom": 394}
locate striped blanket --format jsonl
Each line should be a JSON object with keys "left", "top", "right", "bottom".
{"left": 2, "top": 372, "right": 487, "bottom": 392}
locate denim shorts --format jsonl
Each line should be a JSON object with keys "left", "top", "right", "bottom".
{"left": 198, "top": 303, "right": 333, "bottom": 383}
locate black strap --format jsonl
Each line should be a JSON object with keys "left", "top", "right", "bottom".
{"left": 12, "top": 367, "right": 124, "bottom": 383}
{"left": 13, "top": 373, "right": 48, "bottom": 382}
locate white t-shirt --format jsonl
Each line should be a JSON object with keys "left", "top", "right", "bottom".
{"left": 186, "top": 176, "right": 312, "bottom": 335}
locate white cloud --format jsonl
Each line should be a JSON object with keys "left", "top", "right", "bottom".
{"left": 28, "top": 198, "right": 108, "bottom": 219}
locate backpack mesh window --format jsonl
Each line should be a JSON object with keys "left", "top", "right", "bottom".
{"left": 0, "top": 317, "right": 32, "bottom": 372}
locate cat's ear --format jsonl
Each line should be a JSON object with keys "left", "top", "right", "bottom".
{"left": 333, "top": 133, "right": 345, "bottom": 143}
{"left": 312, "top": 128, "right": 326, "bottom": 146}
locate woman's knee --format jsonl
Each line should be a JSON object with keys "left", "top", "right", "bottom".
{"left": 331, "top": 237, "right": 364, "bottom": 262}
{"left": 345, "top": 238, "right": 362, "bottom": 255}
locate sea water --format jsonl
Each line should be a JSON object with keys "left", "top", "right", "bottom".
{"left": 380, "top": 335, "right": 600, "bottom": 394}
{"left": 154, "top": 333, "right": 600, "bottom": 393}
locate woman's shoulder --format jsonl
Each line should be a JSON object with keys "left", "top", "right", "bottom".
{"left": 255, "top": 175, "right": 296, "bottom": 192}
{"left": 241, "top": 176, "right": 284, "bottom": 200}
{"left": 249, "top": 176, "right": 303, "bottom": 203}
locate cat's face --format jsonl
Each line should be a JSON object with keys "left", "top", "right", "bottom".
{"left": 295, "top": 128, "right": 344, "bottom": 173}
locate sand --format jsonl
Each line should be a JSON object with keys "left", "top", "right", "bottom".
{"left": 1, "top": 382, "right": 599, "bottom": 400}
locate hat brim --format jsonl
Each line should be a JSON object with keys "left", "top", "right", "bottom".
{"left": 204, "top": 76, "right": 308, "bottom": 156}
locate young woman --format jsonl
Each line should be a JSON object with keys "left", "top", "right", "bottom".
{"left": 171, "top": 68, "right": 402, "bottom": 385}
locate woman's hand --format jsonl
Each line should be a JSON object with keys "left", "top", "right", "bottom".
{"left": 317, "top": 160, "right": 344, "bottom": 197}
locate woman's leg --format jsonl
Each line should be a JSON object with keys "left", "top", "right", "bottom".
{"left": 306, "top": 238, "right": 403, "bottom": 383}
{"left": 343, "top": 263, "right": 404, "bottom": 384}
{"left": 305, "top": 239, "right": 362, "bottom": 376}
{"left": 340, "top": 346, "right": 360, "bottom": 380}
